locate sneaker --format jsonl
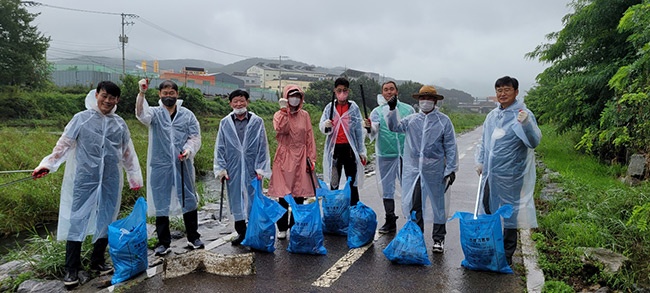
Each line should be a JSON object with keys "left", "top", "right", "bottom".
{"left": 154, "top": 245, "right": 171, "bottom": 256}
{"left": 63, "top": 268, "right": 79, "bottom": 286}
{"left": 90, "top": 263, "right": 114, "bottom": 276}
{"left": 187, "top": 239, "right": 205, "bottom": 249}
{"left": 277, "top": 231, "right": 287, "bottom": 239}
{"left": 432, "top": 240, "right": 444, "bottom": 253}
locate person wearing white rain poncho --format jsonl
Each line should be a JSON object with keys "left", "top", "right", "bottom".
{"left": 214, "top": 89, "right": 271, "bottom": 246}
{"left": 32, "top": 81, "right": 143, "bottom": 286}
{"left": 475, "top": 76, "right": 541, "bottom": 266}
{"left": 319, "top": 77, "right": 367, "bottom": 206}
{"left": 135, "top": 79, "right": 204, "bottom": 256}
{"left": 364, "top": 81, "right": 415, "bottom": 234}
{"left": 386, "top": 85, "right": 458, "bottom": 254}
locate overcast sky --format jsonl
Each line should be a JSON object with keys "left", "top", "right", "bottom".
{"left": 28, "top": 0, "right": 573, "bottom": 98}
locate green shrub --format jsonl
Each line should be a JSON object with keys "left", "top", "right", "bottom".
{"left": 535, "top": 124, "right": 650, "bottom": 291}
{"left": 3, "top": 232, "right": 94, "bottom": 279}
{"left": 542, "top": 280, "right": 575, "bottom": 293}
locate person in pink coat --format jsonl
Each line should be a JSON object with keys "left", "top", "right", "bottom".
{"left": 268, "top": 84, "right": 318, "bottom": 239}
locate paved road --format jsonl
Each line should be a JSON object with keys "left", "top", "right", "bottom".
{"left": 127, "top": 127, "right": 524, "bottom": 293}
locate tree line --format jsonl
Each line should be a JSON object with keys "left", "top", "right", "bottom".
{"left": 526, "top": 0, "right": 650, "bottom": 163}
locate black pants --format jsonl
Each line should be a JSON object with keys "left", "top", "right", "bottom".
{"left": 65, "top": 238, "right": 108, "bottom": 270}
{"left": 410, "top": 177, "right": 446, "bottom": 242}
{"left": 277, "top": 197, "right": 305, "bottom": 232}
{"left": 482, "top": 179, "right": 518, "bottom": 261}
{"left": 331, "top": 143, "right": 359, "bottom": 206}
{"left": 155, "top": 209, "right": 200, "bottom": 247}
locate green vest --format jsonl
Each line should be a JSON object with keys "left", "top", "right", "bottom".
{"left": 376, "top": 102, "right": 413, "bottom": 157}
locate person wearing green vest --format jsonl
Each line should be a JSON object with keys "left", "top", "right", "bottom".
{"left": 364, "top": 81, "right": 415, "bottom": 233}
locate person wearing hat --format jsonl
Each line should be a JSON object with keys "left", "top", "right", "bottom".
{"left": 214, "top": 89, "right": 271, "bottom": 246}
{"left": 475, "top": 76, "right": 541, "bottom": 265}
{"left": 268, "top": 84, "right": 318, "bottom": 239}
{"left": 319, "top": 77, "right": 367, "bottom": 206}
{"left": 363, "top": 81, "right": 415, "bottom": 234}
{"left": 386, "top": 85, "right": 458, "bottom": 253}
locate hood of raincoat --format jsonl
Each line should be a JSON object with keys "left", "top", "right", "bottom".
{"left": 85, "top": 89, "right": 117, "bottom": 115}
{"left": 282, "top": 84, "right": 305, "bottom": 110}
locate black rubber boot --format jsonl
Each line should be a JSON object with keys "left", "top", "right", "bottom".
{"left": 232, "top": 220, "right": 247, "bottom": 246}
{"left": 378, "top": 199, "right": 399, "bottom": 234}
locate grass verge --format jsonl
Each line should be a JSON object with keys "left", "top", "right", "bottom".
{"left": 535, "top": 124, "right": 650, "bottom": 291}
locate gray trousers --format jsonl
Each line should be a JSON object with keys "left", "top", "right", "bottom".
{"left": 410, "top": 177, "right": 446, "bottom": 242}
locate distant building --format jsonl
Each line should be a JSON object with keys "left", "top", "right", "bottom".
{"left": 214, "top": 73, "right": 245, "bottom": 89}
{"left": 50, "top": 64, "right": 122, "bottom": 87}
{"left": 265, "top": 74, "right": 320, "bottom": 92}
{"left": 183, "top": 67, "right": 206, "bottom": 75}
{"left": 160, "top": 71, "right": 216, "bottom": 86}
{"left": 457, "top": 96, "right": 498, "bottom": 113}
{"left": 341, "top": 69, "right": 381, "bottom": 81}
{"left": 232, "top": 72, "right": 262, "bottom": 88}
{"left": 246, "top": 62, "right": 328, "bottom": 91}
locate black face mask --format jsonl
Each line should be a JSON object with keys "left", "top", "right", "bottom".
{"left": 161, "top": 96, "right": 177, "bottom": 107}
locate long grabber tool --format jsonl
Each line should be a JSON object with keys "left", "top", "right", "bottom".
{"left": 0, "top": 170, "right": 34, "bottom": 174}
{"left": 473, "top": 174, "right": 483, "bottom": 220}
{"left": 219, "top": 177, "right": 225, "bottom": 221}
{"left": 0, "top": 168, "right": 48, "bottom": 189}
{"left": 306, "top": 157, "right": 317, "bottom": 195}
{"left": 359, "top": 84, "right": 371, "bottom": 133}
{"left": 0, "top": 176, "right": 34, "bottom": 189}
{"left": 325, "top": 88, "right": 336, "bottom": 133}
{"left": 180, "top": 151, "right": 186, "bottom": 208}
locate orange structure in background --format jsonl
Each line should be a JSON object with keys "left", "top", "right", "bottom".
{"left": 159, "top": 71, "right": 216, "bottom": 86}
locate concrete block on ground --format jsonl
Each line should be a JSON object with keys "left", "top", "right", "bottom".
{"left": 163, "top": 250, "right": 254, "bottom": 279}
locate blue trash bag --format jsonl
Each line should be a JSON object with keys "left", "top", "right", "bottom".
{"left": 318, "top": 177, "right": 351, "bottom": 235}
{"left": 241, "top": 178, "right": 287, "bottom": 252}
{"left": 108, "top": 197, "right": 149, "bottom": 285}
{"left": 347, "top": 201, "right": 377, "bottom": 248}
{"left": 382, "top": 211, "right": 431, "bottom": 265}
{"left": 285, "top": 195, "right": 327, "bottom": 255}
{"left": 449, "top": 204, "right": 513, "bottom": 274}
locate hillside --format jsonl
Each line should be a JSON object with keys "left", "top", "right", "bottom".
{"left": 49, "top": 56, "right": 475, "bottom": 100}
{"left": 52, "top": 56, "right": 224, "bottom": 73}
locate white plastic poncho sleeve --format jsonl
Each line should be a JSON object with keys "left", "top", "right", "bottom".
{"left": 475, "top": 100, "right": 541, "bottom": 229}
{"left": 214, "top": 112, "right": 271, "bottom": 221}
{"left": 136, "top": 98, "right": 202, "bottom": 217}
{"left": 318, "top": 101, "right": 366, "bottom": 189}
{"left": 38, "top": 90, "right": 143, "bottom": 242}
{"left": 387, "top": 107, "right": 458, "bottom": 224}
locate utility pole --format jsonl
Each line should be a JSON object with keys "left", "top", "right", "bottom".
{"left": 119, "top": 13, "right": 136, "bottom": 75}
{"left": 278, "top": 55, "right": 289, "bottom": 94}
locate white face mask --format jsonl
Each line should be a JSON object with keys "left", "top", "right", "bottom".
{"left": 419, "top": 100, "right": 435, "bottom": 112}
{"left": 377, "top": 94, "right": 387, "bottom": 106}
{"left": 288, "top": 97, "right": 301, "bottom": 106}
{"left": 233, "top": 107, "right": 247, "bottom": 115}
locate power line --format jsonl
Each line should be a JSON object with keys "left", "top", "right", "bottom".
{"left": 24, "top": 1, "right": 282, "bottom": 69}
{"left": 21, "top": 1, "right": 125, "bottom": 16}
{"left": 25, "top": 1, "right": 255, "bottom": 59}
{"left": 49, "top": 46, "right": 120, "bottom": 54}
{"left": 137, "top": 17, "right": 253, "bottom": 59}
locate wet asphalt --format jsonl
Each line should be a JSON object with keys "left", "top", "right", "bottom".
{"left": 123, "top": 127, "right": 525, "bottom": 293}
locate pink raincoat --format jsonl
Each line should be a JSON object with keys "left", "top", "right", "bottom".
{"left": 268, "top": 85, "right": 318, "bottom": 198}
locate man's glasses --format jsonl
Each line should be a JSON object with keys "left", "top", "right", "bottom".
{"left": 496, "top": 87, "right": 515, "bottom": 94}
{"left": 334, "top": 88, "right": 349, "bottom": 94}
